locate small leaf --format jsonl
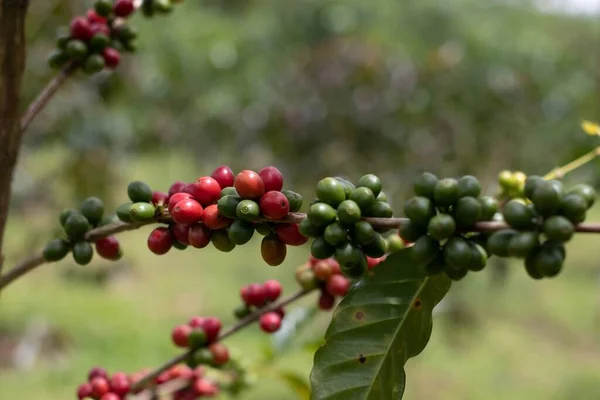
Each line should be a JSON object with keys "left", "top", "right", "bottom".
{"left": 581, "top": 120, "right": 600, "bottom": 136}
{"left": 310, "top": 248, "right": 451, "bottom": 400}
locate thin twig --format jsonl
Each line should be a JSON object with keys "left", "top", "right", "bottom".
{"left": 129, "top": 290, "right": 312, "bottom": 395}
{"left": 543, "top": 146, "right": 600, "bottom": 180}
{"left": 20, "top": 62, "right": 79, "bottom": 133}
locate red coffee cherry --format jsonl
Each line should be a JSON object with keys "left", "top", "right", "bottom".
{"left": 109, "top": 372, "right": 130, "bottom": 397}
{"left": 168, "top": 192, "right": 193, "bottom": 213}
{"left": 327, "top": 258, "right": 342, "bottom": 275}
{"left": 260, "top": 235, "right": 287, "bottom": 267}
{"left": 326, "top": 274, "right": 350, "bottom": 297}
{"left": 171, "top": 324, "right": 192, "bottom": 348}
{"left": 171, "top": 199, "right": 204, "bottom": 226}
{"left": 168, "top": 364, "right": 194, "bottom": 380}
{"left": 102, "top": 48, "right": 121, "bottom": 69}
{"left": 188, "top": 224, "right": 211, "bottom": 248}
{"left": 259, "top": 312, "right": 282, "bottom": 333}
{"left": 87, "top": 10, "right": 107, "bottom": 24}
{"left": 90, "top": 377, "right": 110, "bottom": 398}
{"left": 202, "top": 317, "right": 222, "bottom": 343}
{"left": 95, "top": 236, "right": 121, "bottom": 260}
{"left": 188, "top": 316, "right": 205, "bottom": 328}
{"left": 70, "top": 17, "right": 94, "bottom": 41}
{"left": 208, "top": 343, "right": 230, "bottom": 366}
{"left": 147, "top": 227, "right": 173, "bottom": 255}
{"left": 258, "top": 166, "right": 284, "bottom": 192}
{"left": 192, "top": 378, "right": 220, "bottom": 396}
{"left": 275, "top": 223, "right": 309, "bottom": 246}
{"left": 192, "top": 177, "right": 222, "bottom": 206}
{"left": 90, "top": 22, "right": 110, "bottom": 37}
{"left": 170, "top": 224, "right": 191, "bottom": 246}
{"left": 210, "top": 165, "right": 235, "bottom": 189}
{"left": 88, "top": 366, "right": 109, "bottom": 380}
{"left": 168, "top": 181, "right": 188, "bottom": 198}
{"left": 318, "top": 291, "right": 336, "bottom": 310}
{"left": 202, "top": 204, "right": 232, "bottom": 230}
{"left": 241, "top": 283, "right": 266, "bottom": 306}
{"left": 100, "top": 392, "right": 120, "bottom": 400}
{"left": 114, "top": 0, "right": 135, "bottom": 17}
{"left": 234, "top": 170, "right": 265, "bottom": 199}
{"left": 259, "top": 191, "right": 290, "bottom": 220}
{"left": 151, "top": 190, "right": 169, "bottom": 206}
{"left": 263, "top": 279, "right": 282, "bottom": 302}
{"left": 313, "top": 260, "right": 333, "bottom": 281}
{"left": 77, "top": 383, "right": 93, "bottom": 400}
{"left": 155, "top": 370, "right": 171, "bottom": 385}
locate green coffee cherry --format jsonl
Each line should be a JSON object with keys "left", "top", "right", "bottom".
{"left": 349, "top": 187, "right": 375, "bottom": 212}
{"left": 524, "top": 251, "right": 544, "bottom": 280}
{"left": 234, "top": 304, "right": 252, "bottom": 320}
{"left": 236, "top": 200, "right": 260, "bottom": 222}
{"left": 361, "top": 232, "right": 387, "bottom": 258}
{"left": 64, "top": 213, "right": 91, "bottom": 240}
{"left": 311, "top": 237, "right": 335, "bottom": 260}
{"left": 60, "top": 208, "right": 79, "bottom": 227}
{"left": 221, "top": 187, "right": 238, "bottom": 197}
{"left": 427, "top": 214, "right": 456, "bottom": 241}
{"left": 94, "top": 0, "right": 113, "bottom": 16}
{"left": 89, "top": 34, "right": 110, "bottom": 53}
{"left": 479, "top": 196, "right": 499, "bottom": 221}
{"left": 386, "top": 233, "right": 405, "bottom": 253}
{"left": 404, "top": 196, "right": 436, "bottom": 227}
{"left": 433, "top": 178, "right": 459, "bottom": 207}
{"left": 282, "top": 190, "right": 303, "bottom": 212}
{"left": 48, "top": 50, "right": 69, "bottom": 69}
{"left": 411, "top": 235, "right": 439, "bottom": 264}
{"left": 468, "top": 243, "right": 488, "bottom": 271}
{"left": 172, "top": 240, "right": 187, "bottom": 250}
{"left": 568, "top": 184, "right": 596, "bottom": 208}
{"left": 498, "top": 170, "right": 514, "bottom": 189}
{"left": 116, "top": 202, "right": 134, "bottom": 223}
{"left": 307, "top": 202, "right": 337, "bottom": 227}
{"left": 80, "top": 197, "right": 105, "bottom": 226}
{"left": 443, "top": 236, "right": 472, "bottom": 270}
{"left": 414, "top": 172, "right": 438, "bottom": 199}
{"left": 43, "top": 239, "right": 71, "bottom": 262}
{"left": 211, "top": 229, "right": 236, "bottom": 252}
{"left": 316, "top": 177, "right": 347, "bottom": 207}
{"left": 298, "top": 219, "right": 324, "bottom": 238}
{"left": 218, "top": 195, "right": 242, "bottom": 219}
{"left": 127, "top": 181, "right": 153, "bottom": 203}
{"left": 188, "top": 330, "right": 208, "bottom": 349}
{"left": 457, "top": 175, "right": 481, "bottom": 198}
{"left": 130, "top": 202, "right": 156, "bottom": 222}
{"left": 337, "top": 200, "right": 362, "bottom": 226}
{"left": 324, "top": 222, "right": 348, "bottom": 246}
{"left": 335, "top": 243, "right": 362, "bottom": 266}
{"left": 56, "top": 27, "right": 71, "bottom": 49}
{"left": 399, "top": 220, "right": 426, "bottom": 243}
{"left": 524, "top": 175, "right": 544, "bottom": 199}
{"left": 65, "top": 40, "right": 88, "bottom": 59}
{"left": 533, "top": 245, "right": 564, "bottom": 277}
{"left": 548, "top": 180, "right": 565, "bottom": 197}
{"left": 503, "top": 199, "right": 535, "bottom": 229}
{"left": 351, "top": 221, "right": 375, "bottom": 246}
{"left": 368, "top": 201, "right": 393, "bottom": 218}
{"left": 72, "top": 241, "right": 94, "bottom": 265}
{"left": 531, "top": 181, "right": 562, "bottom": 217}
{"left": 339, "top": 254, "right": 368, "bottom": 279}
{"left": 357, "top": 174, "right": 382, "bottom": 197}
{"left": 154, "top": 0, "right": 174, "bottom": 13}
{"left": 487, "top": 229, "right": 517, "bottom": 257}
{"left": 254, "top": 223, "right": 272, "bottom": 236}
{"left": 334, "top": 177, "right": 355, "bottom": 200}
{"left": 508, "top": 231, "right": 540, "bottom": 258}
{"left": 228, "top": 220, "right": 255, "bottom": 245}
{"left": 454, "top": 197, "right": 482, "bottom": 228}
{"left": 82, "top": 54, "right": 106, "bottom": 75}
{"left": 444, "top": 266, "right": 468, "bottom": 281}
{"left": 543, "top": 216, "right": 574, "bottom": 242}
{"left": 376, "top": 192, "right": 388, "bottom": 202}
{"left": 560, "top": 193, "right": 588, "bottom": 224}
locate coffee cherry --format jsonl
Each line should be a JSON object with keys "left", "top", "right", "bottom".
{"left": 65, "top": 39, "right": 88, "bottom": 60}
{"left": 88, "top": 366, "right": 109, "bottom": 380}
{"left": 298, "top": 218, "right": 324, "bottom": 238}
{"left": 234, "top": 170, "right": 265, "bottom": 199}
{"left": 351, "top": 221, "right": 374, "bottom": 246}
{"left": 83, "top": 54, "right": 106, "bottom": 74}
{"left": 70, "top": 16, "right": 94, "bottom": 41}
{"left": 234, "top": 304, "right": 251, "bottom": 319}
{"left": 479, "top": 196, "right": 499, "bottom": 221}
{"left": 433, "top": 178, "right": 459, "bottom": 207}
{"left": 254, "top": 222, "right": 272, "bottom": 236}
{"left": 376, "top": 191, "right": 388, "bottom": 202}
{"left": 260, "top": 312, "right": 282, "bottom": 333}
{"left": 467, "top": 243, "right": 487, "bottom": 272}
{"left": 127, "top": 181, "right": 153, "bottom": 203}
{"left": 95, "top": 236, "right": 121, "bottom": 260}
{"left": 324, "top": 222, "right": 348, "bottom": 246}
{"left": 172, "top": 240, "right": 188, "bottom": 251}
{"left": 193, "top": 379, "right": 220, "bottom": 396}
{"left": 220, "top": 187, "right": 238, "bottom": 198}
{"left": 77, "top": 383, "right": 93, "bottom": 400}
{"left": 202, "top": 317, "right": 222, "bottom": 343}
{"left": 533, "top": 245, "right": 564, "bottom": 277}
{"left": 102, "top": 48, "right": 121, "bottom": 69}
{"left": 228, "top": 220, "right": 255, "bottom": 245}
{"left": 168, "top": 181, "right": 188, "bottom": 198}
{"left": 508, "top": 231, "right": 539, "bottom": 258}
{"left": 445, "top": 266, "right": 469, "bottom": 281}
{"left": 203, "top": 204, "right": 232, "bottom": 230}
{"left": 259, "top": 166, "right": 284, "bottom": 192}
{"left": 90, "top": 377, "right": 110, "bottom": 398}
{"left": 404, "top": 196, "right": 436, "bottom": 227}
{"left": 211, "top": 229, "right": 236, "bottom": 252}
{"left": 414, "top": 172, "right": 438, "bottom": 199}
{"left": 357, "top": 174, "right": 382, "bottom": 197}
{"left": 80, "top": 197, "right": 104, "bottom": 226}
{"left": 543, "top": 216, "right": 574, "bottom": 242}
{"left": 313, "top": 260, "right": 333, "bottom": 281}
{"left": 307, "top": 202, "right": 337, "bottom": 227}
{"left": 116, "top": 203, "right": 133, "bottom": 223}
{"left": 171, "top": 199, "right": 204, "bottom": 225}
{"left": 187, "top": 329, "right": 208, "bottom": 349}
{"left": 326, "top": 274, "right": 350, "bottom": 296}
{"left": 64, "top": 213, "right": 90, "bottom": 240}
{"left": 531, "top": 181, "right": 562, "bottom": 217}
{"left": 452, "top": 196, "right": 482, "bottom": 228}
{"left": 100, "top": 392, "right": 120, "bottom": 400}
{"left": 233, "top": 199, "right": 258, "bottom": 222}
{"left": 337, "top": 200, "right": 362, "bottom": 226}
{"left": 262, "top": 279, "right": 282, "bottom": 302}
{"left": 443, "top": 237, "right": 472, "bottom": 270}
{"left": 524, "top": 176, "right": 544, "bottom": 199}
{"left": 147, "top": 227, "right": 173, "bottom": 255}
{"left": 130, "top": 202, "right": 156, "bottom": 222}
{"left": 114, "top": 0, "right": 135, "bottom": 17}
{"left": 192, "top": 177, "right": 221, "bottom": 206}
{"left": 318, "top": 292, "right": 336, "bottom": 310}
{"left": 487, "top": 229, "right": 517, "bottom": 257}
{"left": 209, "top": 343, "right": 230, "bottom": 366}
{"left": 296, "top": 267, "right": 318, "bottom": 291}
{"left": 73, "top": 241, "right": 94, "bottom": 265}
{"left": 275, "top": 223, "right": 309, "bottom": 246}
{"left": 217, "top": 195, "right": 241, "bottom": 219}
{"left": 210, "top": 165, "right": 235, "bottom": 188}
{"left": 316, "top": 177, "right": 347, "bottom": 207}
{"left": 427, "top": 214, "right": 456, "bottom": 241}
{"left": 48, "top": 49, "right": 69, "bottom": 69}
{"left": 89, "top": 33, "right": 110, "bottom": 52}
{"left": 457, "top": 175, "right": 481, "bottom": 198}
{"left": 171, "top": 224, "right": 191, "bottom": 246}
{"left": 282, "top": 190, "right": 303, "bottom": 212}
{"left": 108, "top": 373, "right": 129, "bottom": 397}
{"left": 241, "top": 283, "right": 266, "bottom": 306}
{"left": 386, "top": 233, "right": 405, "bottom": 253}
{"left": 335, "top": 242, "right": 361, "bottom": 267}
{"left": 260, "top": 191, "right": 290, "bottom": 220}
{"left": 560, "top": 193, "right": 588, "bottom": 224}
{"left": 261, "top": 235, "right": 287, "bottom": 266}
{"left": 368, "top": 201, "right": 393, "bottom": 218}
{"left": 172, "top": 324, "right": 192, "bottom": 348}
{"left": 168, "top": 192, "right": 193, "bottom": 213}
{"left": 361, "top": 231, "right": 387, "bottom": 258}
{"left": 349, "top": 187, "right": 375, "bottom": 212}
{"left": 411, "top": 235, "right": 439, "bottom": 264}
{"left": 188, "top": 224, "right": 211, "bottom": 249}
{"left": 94, "top": 0, "right": 113, "bottom": 17}
{"left": 503, "top": 199, "right": 535, "bottom": 229}
{"left": 399, "top": 220, "right": 426, "bottom": 243}
{"left": 568, "top": 184, "right": 596, "bottom": 208}
{"left": 43, "top": 239, "right": 71, "bottom": 262}
{"left": 339, "top": 253, "right": 368, "bottom": 279}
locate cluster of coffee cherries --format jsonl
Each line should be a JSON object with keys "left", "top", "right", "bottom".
{"left": 77, "top": 364, "right": 219, "bottom": 399}
{"left": 299, "top": 175, "right": 392, "bottom": 279}
{"left": 487, "top": 176, "right": 596, "bottom": 279}
{"left": 118, "top": 165, "right": 305, "bottom": 266}
{"left": 403, "top": 173, "right": 499, "bottom": 281}
{"left": 497, "top": 170, "right": 528, "bottom": 199}
{"left": 234, "top": 280, "right": 286, "bottom": 333}
{"left": 43, "top": 197, "right": 122, "bottom": 265}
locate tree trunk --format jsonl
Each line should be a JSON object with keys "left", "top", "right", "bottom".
{"left": 0, "top": 0, "right": 29, "bottom": 270}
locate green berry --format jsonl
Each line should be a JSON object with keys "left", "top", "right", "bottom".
{"left": 560, "top": 193, "right": 588, "bottom": 224}
{"left": 98, "top": 215, "right": 118, "bottom": 227}
{"left": 65, "top": 40, "right": 88, "bottom": 59}
{"left": 503, "top": 199, "right": 534, "bottom": 229}
{"left": 368, "top": 201, "right": 393, "bottom": 218}
{"left": 220, "top": 187, "right": 238, "bottom": 197}
{"left": 298, "top": 219, "right": 324, "bottom": 238}
{"left": 316, "top": 177, "right": 347, "bottom": 207}
{"left": 339, "top": 254, "right": 368, "bottom": 279}
{"left": 296, "top": 268, "right": 318, "bottom": 291}
{"left": 404, "top": 196, "right": 436, "bottom": 227}
{"left": 414, "top": 172, "right": 438, "bottom": 199}
{"left": 64, "top": 213, "right": 90, "bottom": 240}
{"left": 89, "top": 34, "right": 110, "bottom": 53}
{"left": 236, "top": 200, "right": 260, "bottom": 222}
{"left": 254, "top": 223, "right": 272, "bottom": 236}
{"left": 56, "top": 27, "right": 71, "bottom": 49}
{"left": 172, "top": 240, "right": 188, "bottom": 250}
{"left": 524, "top": 250, "right": 544, "bottom": 280}
{"left": 386, "top": 233, "right": 405, "bottom": 253}
{"left": 228, "top": 220, "right": 255, "bottom": 245}
{"left": 127, "top": 181, "right": 153, "bottom": 203}
{"left": 487, "top": 229, "right": 517, "bottom": 257}
{"left": 48, "top": 49, "right": 69, "bottom": 69}
{"left": 82, "top": 54, "right": 105, "bottom": 74}
{"left": 479, "top": 196, "right": 499, "bottom": 221}
{"left": 433, "top": 178, "right": 459, "bottom": 207}
{"left": 130, "top": 202, "right": 156, "bottom": 222}
{"left": 349, "top": 187, "right": 375, "bottom": 213}
{"left": 443, "top": 236, "right": 472, "bottom": 270}
{"left": 211, "top": 229, "right": 236, "bottom": 252}
{"left": 116, "top": 202, "right": 133, "bottom": 223}
{"left": 454, "top": 197, "right": 482, "bottom": 228}
{"left": 335, "top": 243, "right": 362, "bottom": 267}
{"left": 361, "top": 232, "right": 387, "bottom": 258}
{"left": 60, "top": 208, "right": 79, "bottom": 227}
{"left": 541, "top": 240, "right": 566, "bottom": 260}
{"left": 115, "top": 24, "right": 139, "bottom": 41}
{"left": 218, "top": 195, "right": 242, "bottom": 219}
{"left": 336, "top": 200, "right": 362, "bottom": 226}
{"left": 411, "top": 235, "right": 439, "bottom": 264}
{"left": 445, "top": 266, "right": 469, "bottom": 281}
{"left": 334, "top": 177, "right": 355, "bottom": 199}
{"left": 324, "top": 222, "right": 348, "bottom": 246}
{"left": 307, "top": 202, "right": 337, "bottom": 227}
{"left": 534, "top": 245, "right": 564, "bottom": 278}
{"left": 188, "top": 330, "right": 208, "bottom": 349}
{"left": 376, "top": 192, "right": 388, "bottom": 202}
{"left": 72, "top": 241, "right": 93, "bottom": 265}
{"left": 524, "top": 175, "right": 544, "bottom": 200}
{"left": 357, "top": 174, "right": 382, "bottom": 197}
{"left": 531, "top": 181, "right": 562, "bottom": 217}
{"left": 80, "top": 197, "right": 104, "bottom": 226}
{"left": 43, "top": 239, "right": 71, "bottom": 262}
{"left": 234, "top": 304, "right": 252, "bottom": 320}
{"left": 351, "top": 221, "right": 375, "bottom": 246}
{"left": 468, "top": 243, "right": 488, "bottom": 271}
{"left": 154, "top": 0, "right": 173, "bottom": 13}
{"left": 457, "top": 175, "right": 481, "bottom": 198}
{"left": 543, "top": 215, "right": 574, "bottom": 242}
{"left": 427, "top": 214, "right": 456, "bottom": 241}
{"left": 311, "top": 237, "right": 335, "bottom": 260}
{"left": 568, "top": 184, "right": 596, "bottom": 208}
{"left": 399, "top": 220, "right": 426, "bottom": 243}
{"left": 548, "top": 180, "right": 565, "bottom": 197}
{"left": 508, "top": 231, "right": 540, "bottom": 258}
{"left": 498, "top": 170, "right": 514, "bottom": 189}
{"left": 282, "top": 190, "right": 303, "bottom": 212}
{"left": 94, "top": 0, "right": 113, "bottom": 17}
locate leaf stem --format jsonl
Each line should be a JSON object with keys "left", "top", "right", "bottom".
{"left": 543, "top": 146, "right": 600, "bottom": 180}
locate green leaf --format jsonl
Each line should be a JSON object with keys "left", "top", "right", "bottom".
{"left": 310, "top": 248, "right": 451, "bottom": 400}
{"left": 278, "top": 370, "right": 312, "bottom": 400}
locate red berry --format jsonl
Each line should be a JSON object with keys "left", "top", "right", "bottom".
{"left": 88, "top": 367, "right": 109, "bottom": 381}
{"left": 258, "top": 166, "right": 284, "bottom": 192}
{"left": 241, "top": 283, "right": 267, "bottom": 306}
{"left": 202, "top": 204, "right": 232, "bottom": 230}
{"left": 192, "top": 378, "right": 220, "bottom": 396}
{"left": 234, "top": 170, "right": 265, "bottom": 199}
{"left": 70, "top": 17, "right": 94, "bottom": 41}
{"left": 170, "top": 224, "right": 191, "bottom": 246}
{"left": 155, "top": 370, "right": 171, "bottom": 385}
{"left": 313, "top": 260, "right": 333, "bottom": 281}
{"left": 168, "top": 181, "right": 188, "bottom": 198}
{"left": 171, "top": 199, "right": 204, "bottom": 226}
{"left": 100, "top": 393, "right": 120, "bottom": 400}
{"left": 114, "top": 0, "right": 135, "bottom": 17}
{"left": 168, "top": 192, "right": 193, "bottom": 213}
{"left": 259, "top": 191, "right": 290, "bottom": 220}
{"left": 202, "top": 317, "right": 222, "bottom": 343}
{"left": 77, "top": 383, "right": 93, "bottom": 400}
{"left": 263, "top": 279, "right": 282, "bottom": 302}
{"left": 95, "top": 236, "right": 121, "bottom": 260}
{"left": 91, "top": 23, "right": 110, "bottom": 37}
{"left": 210, "top": 165, "right": 235, "bottom": 188}
{"left": 188, "top": 224, "right": 211, "bottom": 248}
{"left": 327, "top": 258, "right": 342, "bottom": 275}
{"left": 326, "top": 274, "right": 350, "bottom": 297}
{"left": 109, "top": 372, "right": 130, "bottom": 396}
{"left": 169, "top": 365, "right": 194, "bottom": 380}
{"left": 171, "top": 324, "right": 192, "bottom": 348}
{"left": 208, "top": 343, "right": 230, "bottom": 365}
{"left": 308, "top": 255, "right": 319, "bottom": 266}
{"left": 102, "top": 48, "right": 121, "bottom": 69}
{"left": 151, "top": 190, "right": 169, "bottom": 206}
{"left": 192, "top": 366, "right": 207, "bottom": 379}
{"left": 87, "top": 10, "right": 107, "bottom": 24}
{"left": 318, "top": 291, "right": 336, "bottom": 310}
{"left": 192, "top": 177, "right": 222, "bottom": 206}
{"left": 90, "top": 377, "right": 110, "bottom": 398}
{"left": 147, "top": 227, "right": 173, "bottom": 255}
{"left": 259, "top": 312, "right": 282, "bottom": 333}
{"left": 367, "top": 256, "right": 386, "bottom": 269}
{"left": 188, "top": 316, "right": 205, "bottom": 328}
{"left": 275, "top": 223, "right": 309, "bottom": 246}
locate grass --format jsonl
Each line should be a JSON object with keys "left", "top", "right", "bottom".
{"left": 1, "top": 149, "right": 600, "bottom": 399}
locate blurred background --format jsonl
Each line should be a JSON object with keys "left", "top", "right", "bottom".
{"left": 1, "top": 0, "right": 600, "bottom": 398}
